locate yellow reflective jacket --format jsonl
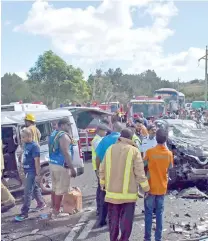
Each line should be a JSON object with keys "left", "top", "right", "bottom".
{"left": 99, "top": 138, "right": 150, "bottom": 204}
{"left": 132, "top": 134, "right": 141, "bottom": 150}
{"left": 91, "top": 135, "right": 102, "bottom": 171}
{"left": 28, "top": 125, "right": 41, "bottom": 144}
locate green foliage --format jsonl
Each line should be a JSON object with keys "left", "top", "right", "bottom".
{"left": 1, "top": 50, "right": 206, "bottom": 107}
{"left": 1, "top": 73, "right": 32, "bottom": 104}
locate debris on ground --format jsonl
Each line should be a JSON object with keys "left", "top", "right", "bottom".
{"left": 31, "top": 229, "right": 39, "bottom": 234}
{"left": 185, "top": 213, "right": 192, "bottom": 217}
{"left": 178, "top": 187, "right": 208, "bottom": 199}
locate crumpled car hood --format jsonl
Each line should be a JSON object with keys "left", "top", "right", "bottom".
{"left": 168, "top": 132, "right": 208, "bottom": 157}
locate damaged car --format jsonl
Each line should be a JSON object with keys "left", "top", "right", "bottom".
{"left": 155, "top": 119, "right": 208, "bottom": 187}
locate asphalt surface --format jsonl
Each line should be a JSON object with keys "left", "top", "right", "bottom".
{"left": 1, "top": 162, "right": 208, "bottom": 241}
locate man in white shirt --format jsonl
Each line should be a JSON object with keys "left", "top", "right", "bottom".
{"left": 141, "top": 124, "right": 157, "bottom": 158}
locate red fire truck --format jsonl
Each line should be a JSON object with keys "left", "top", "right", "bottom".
{"left": 127, "top": 96, "right": 165, "bottom": 121}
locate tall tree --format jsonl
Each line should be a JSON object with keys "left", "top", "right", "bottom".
{"left": 1, "top": 73, "right": 31, "bottom": 104}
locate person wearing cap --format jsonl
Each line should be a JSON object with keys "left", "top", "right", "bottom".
{"left": 25, "top": 114, "right": 41, "bottom": 144}
{"left": 143, "top": 129, "right": 173, "bottom": 241}
{"left": 49, "top": 118, "right": 77, "bottom": 218}
{"left": 91, "top": 124, "right": 108, "bottom": 216}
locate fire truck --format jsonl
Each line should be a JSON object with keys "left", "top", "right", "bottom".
{"left": 92, "top": 101, "right": 124, "bottom": 116}
{"left": 127, "top": 96, "right": 165, "bottom": 121}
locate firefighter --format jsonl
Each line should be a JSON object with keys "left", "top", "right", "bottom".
{"left": 24, "top": 114, "right": 41, "bottom": 144}
{"left": 91, "top": 124, "right": 108, "bottom": 216}
{"left": 1, "top": 140, "right": 15, "bottom": 212}
{"left": 99, "top": 128, "right": 150, "bottom": 241}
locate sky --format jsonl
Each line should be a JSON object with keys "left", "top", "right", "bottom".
{"left": 1, "top": 0, "right": 208, "bottom": 82}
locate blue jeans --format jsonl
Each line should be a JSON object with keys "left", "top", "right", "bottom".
{"left": 21, "top": 172, "right": 44, "bottom": 215}
{"left": 144, "top": 194, "right": 165, "bottom": 241}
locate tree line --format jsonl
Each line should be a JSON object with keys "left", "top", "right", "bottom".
{"left": 1, "top": 50, "right": 206, "bottom": 108}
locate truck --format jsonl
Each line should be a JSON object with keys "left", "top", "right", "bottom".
{"left": 127, "top": 96, "right": 165, "bottom": 121}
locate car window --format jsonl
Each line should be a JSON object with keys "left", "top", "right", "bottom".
{"left": 36, "top": 122, "right": 51, "bottom": 143}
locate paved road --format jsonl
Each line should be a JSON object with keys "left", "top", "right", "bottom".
{"left": 2, "top": 162, "right": 208, "bottom": 241}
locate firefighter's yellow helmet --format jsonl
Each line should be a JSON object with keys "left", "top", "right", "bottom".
{"left": 25, "top": 113, "right": 36, "bottom": 122}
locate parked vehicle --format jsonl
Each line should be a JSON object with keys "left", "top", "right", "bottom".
{"left": 192, "top": 101, "right": 208, "bottom": 110}
{"left": 154, "top": 119, "right": 208, "bottom": 187}
{"left": 127, "top": 96, "right": 165, "bottom": 121}
{"left": 59, "top": 107, "right": 113, "bottom": 160}
{"left": 1, "top": 110, "right": 84, "bottom": 194}
{"left": 1, "top": 102, "right": 48, "bottom": 112}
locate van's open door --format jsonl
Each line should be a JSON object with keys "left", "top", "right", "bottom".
{"left": 64, "top": 107, "right": 113, "bottom": 129}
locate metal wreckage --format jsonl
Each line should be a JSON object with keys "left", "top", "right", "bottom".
{"left": 155, "top": 119, "right": 208, "bottom": 189}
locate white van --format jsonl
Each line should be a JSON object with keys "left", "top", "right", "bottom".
{"left": 1, "top": 103, "right": 48, "bottom": 112}
{"left": 1, "top": 110, "right": 83, "bottom": 194}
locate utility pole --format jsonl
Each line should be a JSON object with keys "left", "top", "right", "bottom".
{"left": 198, "top": 46, "right": 208, "bottom": 108}
{"left": 177, "top": 78, "right": 180, "bottom": 92}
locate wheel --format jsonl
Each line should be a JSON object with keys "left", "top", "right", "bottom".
{"left": 40, "top": 166, "right": 52, "bottom": 194}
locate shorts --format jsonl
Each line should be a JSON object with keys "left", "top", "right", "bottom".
{"left": 49, "top": 164, "right": 71, "bottom": 195}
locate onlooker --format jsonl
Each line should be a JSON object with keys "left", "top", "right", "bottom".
{"left": 24, "top": 114, "right": 41, "bottom": 144}
{"left": 143, "top": 129, "right": 173, "bottom": 241}
{"left": 99, "top": 128, "right": 150, "bottom": 241}
{"left": 91, "top": 124, "right": 108, "bottom": 216}
{"left": 95, "top": 122, "right": 123, "bottom": 227}
{"left": 135, "top": 118, "right": 148, "bottom": 140}
{"left": 1, "top": 140, "right": 15, "bottom": 212}
{"left": 141, "top": 124, "right": 157, "bottom": 158}
{"left": 128, "top": 124, "right": 141, "bottom": 150}
{"left": 15, "top": 129, "right": 45, "bottom": 221}
{"left": 140, "top": 112, "right": 148, "bottom": 127}
{"left": 49, "top": 118, "right": 77, "bottom": 218}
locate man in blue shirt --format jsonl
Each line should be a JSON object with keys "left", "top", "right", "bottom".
{"left": 15, "top": 128, "right": 45, "bottom": 221}
{"left": 95, "top": 122, "right": 123, "bottom": 227}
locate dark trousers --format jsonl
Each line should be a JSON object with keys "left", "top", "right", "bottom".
{"left": 95, "top": 172, "right": 101, "bottom": 214}
{"left": 21, "top": 172, "right": 44, "bottom": 215}
{"left": 108, "top": 202, "right": 136, "bottom": 241}
{"left": 98, "top": 190, "right": 108, "bottom": 224}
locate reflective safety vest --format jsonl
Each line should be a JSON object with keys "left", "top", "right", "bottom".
{"left": 91, "top": 135, "right": 102, "bottom": 171}
{"left": 28, "top": 125, "right": 41, "bottom": 144}
{"left": 132, "top": 134, "right": 141, "bottom": 150}
{"left": 101, "top": 146, "right": 149, "bottom": 202}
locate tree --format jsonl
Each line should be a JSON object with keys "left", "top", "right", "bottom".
{"left": 27, "top": 50, "right": 90, "bottom": 107}
{"left": 1, "top": 73, "right": 31, "bottom": 104}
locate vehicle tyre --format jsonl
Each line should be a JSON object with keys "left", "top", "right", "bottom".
{"left": 40, "top": 166, "right": 52, "bottom": 194}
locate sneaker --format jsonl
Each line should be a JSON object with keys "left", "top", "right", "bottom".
{"left": 30, "top": 203, "right": 46, "bottom": 212}
{"left": 15, "top": 214, "right": 28, "bottom": 222}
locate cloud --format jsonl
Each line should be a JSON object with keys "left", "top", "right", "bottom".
{"left": 16, "top": 72, "right": 27, "bottom": 80}
{"left": 4, "top": 20, "right": 12, "bottom": 26}
{"left": 14, "top": 0, "right": 204, "bottom": 81}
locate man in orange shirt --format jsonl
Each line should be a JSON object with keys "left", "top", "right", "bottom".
{"left": 143, "top": 129, "right": 173, "bottom": 241}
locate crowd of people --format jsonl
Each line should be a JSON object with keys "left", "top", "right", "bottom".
{"left": 1, "top": 112, "right": 174, "bottom": 241}
{"left": 92, "top": 117, "right": 173, "bottom": 241}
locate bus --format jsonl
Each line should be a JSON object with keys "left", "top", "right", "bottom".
{"left": 154, "top": 88, "right": 185, "bottom": 112}
{"left": 127, "top": 96, "right": 165, "bottom": 120}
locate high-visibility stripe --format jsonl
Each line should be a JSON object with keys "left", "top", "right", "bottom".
{"left": 100, "top": 179, "right": 105, "bottom": 185}
{"left": 123, "top": 150, "right": 133, "bottom": 194}
{"left": 105, "top": 147, "right": 138, "bottom": 201}
{"left": 140, "top": 180, "right": 149, "bottom": 188}
{"left": 106, "top": 191, "right": 137, "bottom": 200}
{"left": 91, "top": 135, "right": 101, "bottom": 170}
{"left": 106, "top": 146, "right": 112, "bottom": 190}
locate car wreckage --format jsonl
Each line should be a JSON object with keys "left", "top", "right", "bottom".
{"left": 155, "top": 119, "right": 208, "bottom": 187}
